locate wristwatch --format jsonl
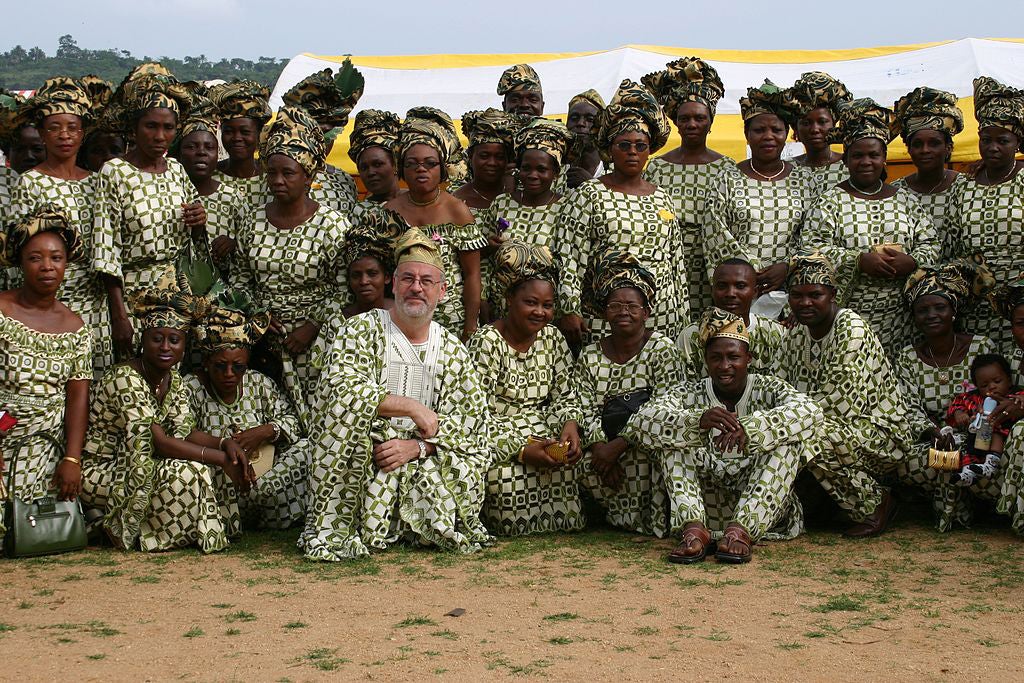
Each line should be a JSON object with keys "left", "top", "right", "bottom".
{"left": 416, "top": 439, "right": 427, "bottom": 459}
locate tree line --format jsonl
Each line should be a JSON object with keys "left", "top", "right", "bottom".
{"left": 0, "top": 35, "right": 287, "bottom": 90}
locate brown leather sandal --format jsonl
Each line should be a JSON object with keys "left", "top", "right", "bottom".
{"left": 715, "top": 523, "right": 753, "bottom": 564}
{"left": 667, "top": 522, "right": 711, "bottom": 564}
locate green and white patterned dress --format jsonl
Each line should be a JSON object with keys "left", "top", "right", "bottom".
{"left": 301, "top": 309, "right": 492, "bottom": 561}
{"left": 185, "top": 372, "right": 309, "bottom": 530}
{"left": 621, "top": 373, "right": 821, "bottom": 541}
{"left": 892, "top": 174, "right": 964, "bottom": 259}
{"left": 80, "top": 364, "right": 235, "bottom": 553}
{"left": 13, "top": 170, "right": 112, "bottom": 377}
{"left": 241, "top": 167, "right": 358, "bottom": 217}
{"left": 800, "top": 187, "right": 940, "bottom": 356}
{"left": 800, "top": 159, "right": 847, "bottom": 196}
{"left": 556, "top": 179, "right": 689, "bottom": 341}
{"left": 231, "top": 205, "right": 350, "bottom": 427}
{"left": 411, "top": 221, "right": 486, "bottom": 335}
{"left": 1005, "top": 342, "right": 1024, "bottom": 387}
{"left": 704, "top": 164, "right": 818, "bottom": 281}
{"left": 468, "top": 324, "right": 585, "bottom": 536}
{"left": 0, "top": 311, "right": 92, "bottom": 536}
{"left": 893, "top": 335, "right": 998, "bottom": 531}
{"left": 644, "top": 156, "right": 735, "bottom": 317}
{"left": 777, "top": 308, "right": 914, "bottom": 522}
{"left": 575, "top": 331, "right": 685, "bottom": 537}
{"left": 946, "top": 172, "right": 1024, "bottom": 348}
{"left": 199, "top": 181, "right": 248, "bottom": 245}
{"left": 0, "top": 167, "right": 17, "bottom": 290}
{"left": 677, "top": 312, "right": 784, "bottom": 379}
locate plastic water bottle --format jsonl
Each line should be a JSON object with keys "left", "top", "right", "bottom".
{"left": 974, "top": 397, "right": 998, "bottom": 451}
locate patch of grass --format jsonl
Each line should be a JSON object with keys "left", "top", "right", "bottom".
{"left": 702, "top": 630, "right": 732, "bottom": 642}
{"left": 211, "top": 603, "right": 233, "bottom": 609}
{"left": 976, "top": 637, "right": 1001, "bottom": 647}
{"left": 955, "top": 602, "right": 993, "bottom": 617}
{"left": 548, "top": 636, "right": 573, "bottom": 645}
{"left": 614, "top": 645, "right": 635, "bottom": 652}
{"left": 183, "top": 627, "right": 204, "bottom": 638}
{"left": 299, "top": 647, "right": 350, "bottom": 672}
{"left": 130, "top": 574, "right": 161, "bottom": 585}
{"left": 86, "top": 654, "right": 105, "bottom": 661}
{"left": 776, "top": 641, "right": 805, "bottom": 650}
{"left": 395, "top": 615, "right": 437, "bottom": 628}
{"left": 98, "top": 570, "right": 125, "bottom": 578}
{"left": 803, "top": 630, "right": 827, "bottom": 639}
{"left": 634, "top": 626, "right": 659, "bottom": 636}
{"left": 224, "top": 628, "right": 241, "bottom": 636}
{"left": 811, "top": 594, "right": 866, "bottom": 613}
{"left": 282, "top": 621, "right": 307, "bottom": 630}
{"left": 34, "top": 588, "right": 54, "bottom": 596}
{"left": 225, "top": 610, "right": 257, "bottom": 623}
{"left": 542, "top": 612, "right": 579, "bottom": 622}
{"left": 430, "top": 629, "right": 458, "bottom": 640}
{"left": 641, "top": 607, "right": 660, "bottom": 616}
{"left": 0, "top": 623, "right": 17, "bottom": 635}
{"left": 484, "top": 651, "right": 552, "bottom": 676}
{"left": 42, "top": 621, "right": 120, "bottom": 638}
{"left": 18, "top": 601, "right": 32, "bottom": 610}
{"left": 61, "top": 573, "right": 84, "bottom": 582}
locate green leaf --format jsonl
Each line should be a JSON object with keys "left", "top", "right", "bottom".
{"left": 332, "top": 57, "right": 364, "bottom": 101}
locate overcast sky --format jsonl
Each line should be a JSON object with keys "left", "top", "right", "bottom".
{"left": 4, "top": 0, "right": 1023, "bottom": 61}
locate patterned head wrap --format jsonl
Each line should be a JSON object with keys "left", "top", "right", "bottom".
{"left": 177, "top": 94, "right": 220, "bottom": 141}
{"left": 786, "top": 71, "right": 853, "bottom": 120}
{"left": 258, "top": 105, "right": 327, "bottom": 178}
{"left": 740, "top": 80, "right": 798, "bottom": 123}
{"left": 973, "top": 76, "right": 1024, "bottom": 146}
{"left": 788, "top": 252, "right": 838, "bottom": 289}
{"left": 989, "top": 274, "right": 1024, "bottom": 321}
{"left": 397, "top": 106, "right": 463, "bottom": 173}
{"left": 461, "top": 107, "right": 518, "bottom": 151}
{"left": 124, "top": 74, "right": 190, "bottom": 117}
{"left": 80, "top": 75, "right": 113, "bottom": 113}
{"left": 514, "top": 117, "right": 573, "bottom": 167}
{"left": 493, "top": 240, "right": 558, "bottom": 296}
{"left": 893, "top": 87, "right": 964, "bottom": 145}
{"left": 1, "top": 204, "right": 82, "bottom": 266}
{"left": 497, "top": 64, "right": 542, "bottom": 95}
{"left": 903, "top": 256, "right": 994, "bottom": 314}
{"left": 596, "top": 79, "right": 671, "bottom": 163}
{"left": 348, "top": 109, "right": 401, "bottom": 164}
{"left": 641, "top": 57, "right": 725, "bottom": 121}
{"left": 569, "top": 89, "right": 606, "bottom": 113}
{"left": 129, "top": 261, "right": 210, "bottom": 332}
{"left": 583, "top": 248, "right": 657, "bottom": 316}
{"left": 193, "top": 306, "right": 271, "bottom": 355}
{"left": 344, "top": 208, "right": 407, "bottom": 271}
{"left": 19, "top": 77, "right": 93, "bottom": 126}
{"left": 209, "top": 80, "right": 271, "bottom": 126}
{"left": 833, "top": 97, "right": 897, "bottom": 147}
{"left": 395, "top": 227, "right": 444, "bottom": 273}
{"left": 0, "top": 89, "right": 26, "bottom": 149}
{"left": 282, "top": 60, "right": 365, "bottom": 129}
{"left": 699, "top": 307, "right": 750, "bottom": 348}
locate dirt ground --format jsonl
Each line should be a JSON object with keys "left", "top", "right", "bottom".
{"left": 3, "top": 516, "right": 1023, "bottom": 682}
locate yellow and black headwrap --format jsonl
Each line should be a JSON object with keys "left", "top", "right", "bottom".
{"left": 903, "top": 255, "right": 994, "bottom": 314}
{"left": 110, "top": 67, "right": 191, "bottom": 136}
{"left": 787, "top": 252, "right": 838, "bottom": 289}
{"left": 344, "top": 208, "right": 408, "bottom": 272}
{"left": 209, "top": 79, "right": 271, "bottom": 126}
{"left": 786, "top": 71, "right": 853, "bottom": 121}
{"left": 394, "top": 227, "right": 444, "bottom": 273}
{"left": 893, "top": 87, "right": 964, "bottom": 145}
{"left": 740, "top": 79, "right": 798, "bottom": 123}
{"left": 990, "top": 274, "right": 1024, "bottom": 321}
{"left": 1, "top": 203, "right": 82, "bottom": 267}
{"left": 493, "top": 240, "right": 558, "bottom": 296}
{"left": 193, "top": 304, "right": 271, "bottom": 356}
{"left": 641, "top": 57, "right": 725, "bottom": 121}
{"left": 177, "top": 93, "right": 220, "bottom": 141}
{"left": 0, "top": 89, "right": 26, "bottom": 149}
{"left": 348, "top": 109, "right": 401, "bottom": 164}
{"left": 497, "top": 64, "right": 542, "bottom": 96}
{"left": 596, "top": 79, "right": 671, "bottom": 163}
{"left": 514, "top": 117, "right": 573, "bottom": 167}
{"left": 130, "top": 260, "right": 212, "bottom": 332}
{"left": 461, "top": 107, "right": 518, "bottom": 151}
{"left": 78, "top": 75, "right": 114, "bottom": 138}
{"left": 19, "top": 77, "right": 93, "bottom": 126}
{"left": 699, "top": 307, "right": 750, "bottom": 348}
{"left": 397, "top": 106, "right": 463, "bottom": 174}
{"left": 832, "top": 97, "right": 897, "bottom": 147}
{"left": 282, "top": 59, "right": 365, "bottom": 129}
{"left": 568, "top": 89, "right": 606, "bottom": 113}
{"left": 259, "top": 105, "right": 327, "bottom": 178}
{"left": 973, "top": 76, "right": 1024, "bottom": 147}
{"left": 583, "top": 248, "right": 657, "bottom": 317}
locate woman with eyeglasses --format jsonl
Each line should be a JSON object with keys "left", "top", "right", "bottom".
{"left": 384, "top": 107, "right": 483, "bottom": 341}
{"left": 555, "top": 80, "right": 687, "bottom": 349}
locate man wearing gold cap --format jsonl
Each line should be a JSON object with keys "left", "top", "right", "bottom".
{"left": 301, "top": 228, "right": 492, "bottom": 561}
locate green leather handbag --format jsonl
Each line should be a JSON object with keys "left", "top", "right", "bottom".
{"left": 3, "top": 433, "right": 87, "bottom": 559}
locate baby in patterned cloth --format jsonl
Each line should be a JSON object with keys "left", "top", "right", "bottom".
{"left": 945, "top": 354, "right": 1023, "bottom": 487}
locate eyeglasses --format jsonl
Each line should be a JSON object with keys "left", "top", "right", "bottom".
{"left": 397, "top": 273, "right": 441, "bottom": 288}
{"left": 403, "top": 159, "right": 441, "bottom": 170}
{"left": 606, "top": 302, "right": 645, "bottom": 314}
{"left": 212, "top": 362, "right": 248, "bottom": 374}
{"left": 614, "top": 141, "right": 649, "bottom": 152}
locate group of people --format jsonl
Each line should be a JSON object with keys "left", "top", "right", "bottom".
{"left": 0, "top": 55, "right": 1022, "bottom": 565}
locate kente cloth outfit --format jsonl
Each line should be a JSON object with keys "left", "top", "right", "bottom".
{"left": 300, "top": 309, "right": 493, "bottom": 561}
{"left": 576, "top": 331, "right": 685, "bottom": 537}
{"left": 777, "top": 306, "right": 915, "bottom": 522}
{"left": 0, "top": 311, "right": 92, "bottom": 537}
{"left": 677, "top": 311, "right": 784, "bottom": 379}
{"left": 785, "top": 71, "right": 854, "bottom": 190}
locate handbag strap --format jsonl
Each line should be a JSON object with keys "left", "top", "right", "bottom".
{"left": 4, "top": 431, "right": 64, "bottom": 500}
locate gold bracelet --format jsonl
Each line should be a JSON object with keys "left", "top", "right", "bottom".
{"left": 516, "top": 445, "right": 526, "bottom": 464}
{"left": 62, "top": 456, "right": 81, "bottom": 465}
{"left": 200, "top": 446, "right": 208, "bottom": 463}
{"left": 218, "top": 437, "right": 228, "bottom": 450}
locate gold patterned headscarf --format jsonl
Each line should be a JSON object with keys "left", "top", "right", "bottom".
{"left": 788, "top": 252, "right": 838, "bottom": 289}
{"left": 492, "top": 240, "right": 558, "bottom": 296}
{"left": 698, "top": 307, "right": 750, "bottom": 348}
{"left": 397, "top": 106, "right": 463, "bottom": 174}
{"left": 395, "top": 227, "right": 444, "bottom": 272}
{"left": 903, "top": 255, "right": 994, "bottom": 314}
{"left": 893, "top": 87, "right": 964, "bottom": 145}
{"left": 108, "top": 65, "right": 191, "bottom": 136}
{"left": 740, "top": 80, "right": 798, "bottom": 123}
{"left": 0, "top": 89, "right": 26, "bottom": 149}
{"left": 973, "top": 76, "right": 1024, "bottom": 147}
{"left": 282, "top": 60, "right": 365, "bottom": 129}
{"left": 19, "top": 77, "right": 93, "bottom": 126}
{"left": 583, "top": 248, "right": 657, "bottom": 316}
{"left": 344, "top": 208, "right": 408, "bottom": 271}
{"left": 989, "top": 274, "right": 1024, "bottom": 321}
{"left": 209, "top": 80, "right": 271, "bottom": 126}
{"left": 129, "top": 261, "right": 211, "bottom": 332}
{"left": 497, "top": 64, "right": 542, "bottom": 95}
{"left": 569, "top": 89, "right": 606, "bottom": 113}
{"left": 1, "top": 204, "right": 82, "bottom": 266}
{"left": 348, "top": 109, "right": 401, "bottom": 164}
{"left": 177, "top": 94, "right": 220, "bottom": 141}
{"left": 786, "top": 71, "right": 853, "bottom": 121}
{"left": 596, "top": 79, "right": 671, "bottom": 163}
{"left": 461, "top": 107, "right": 518, "bottom": 150}
{"left": 193, "top": 305, "right": 271, "bottom": 355}
{"left": 259, "top": 105, "right": 327, "bottom": 178}
{"left": 833, "top": 97, "right": 897, "bottom": 147}
{"left": 641, "top": 57, "right": 725, "bottom": 120}
{"left": 513, "top": 117, "right": 573, "bottom": 167}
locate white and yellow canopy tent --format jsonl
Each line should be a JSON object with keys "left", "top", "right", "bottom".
{"left": 270, "top": 38, "right": 1024, "bottom": 175}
